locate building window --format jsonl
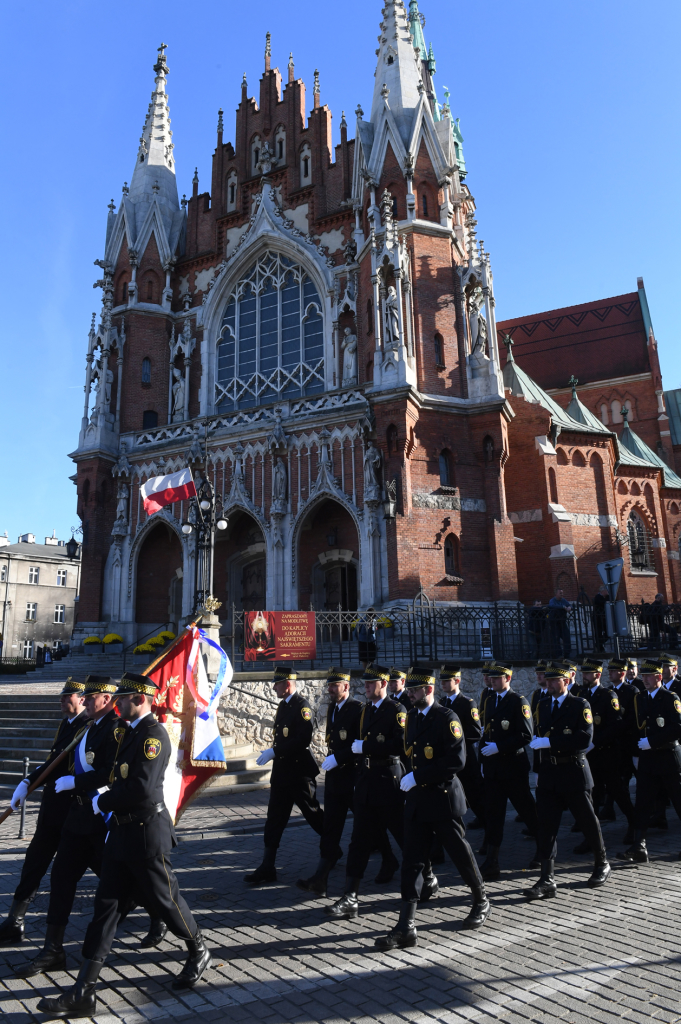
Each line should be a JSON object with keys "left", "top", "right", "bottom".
{"left": 146, "top": 279, "right": 154, "bottom": 302}
{"left": 142, "top": 410, "right": 158, "bottom": 429}
{"left": 549, "top": 467, "right": 559, "bottom": 504}
{"left": 366, "top": 299, "right": 373, "bottom": 335}
{"left": 392, "top": 196, "right": 399, "bottom": 219}
{"left": 28, "top": 567, "right": 39, "bottom": 585}
{"left": 387, "top": 424, "right": 398, "bottom": 455}
{"left": 54, "top": 604, "right": 65, "bottom": 624}
{"left": 226, "top": 170, "right": 238, "bottom": 212}
{"left": 216, "top": 251, "right": 324, "bottom": 411}
{"left": 627, "top": 511, "right": 654, "bottom": 571}
{"left": 300, "top": 144, "right": 311, "bottom": 184}
{"left": 121, "top": 280, "right": 128, "bottom": 303}
{"left": 439, "top": 449, "right": 452, "bottom": 487}
{"left": 421, "top": 194, "right": 428, "bottom": 218}
{"left": 142, "top": 358, "right": 151, "bottom": 384}
{"left": 444, "top": 535, "right": 458, "bottom": 575}
{"left": 600, "top": 403, "right": 609, "bottom": 425}
{"left": 26, "top": 602, "right": 37, "bottom": 621}
{"left": 275, "top": 125, "right": 286, "bottom": 163}
{"left": 0, "top": 565, "right": 6, "bottom": 582}
{"left": 56, "top": 569, "right": 67, "bottom": 587}
{"left": 22, "top": 640, "right": 34, "bottom": 658}
{"left": 251, "top": 135, "right": 261, "bottom": 175}
{"left": 434, "top": 333, "right": 444, "bottom": 367}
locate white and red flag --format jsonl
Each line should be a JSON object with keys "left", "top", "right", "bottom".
{"left": 140, "top": 468, "right": 196, "bottom": 515}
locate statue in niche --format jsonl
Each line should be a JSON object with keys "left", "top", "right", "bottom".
{"left": 273, "top": 457, "right": 287, "bottom": 504}
{"left": 257, "top": 139, "right": 275, "bottom": 176}
{"left": 115, "top": 481, "right": 129, "bottom": 522}
{"left": 103, "top": 368, "right": 114, "bottom": 407}
{"left": 172, "top": 367, "right": 185, "bottom": 421}
{"left": 468, "top": 286, "right": 489, "bottom": 357}
{"left": 363, "top": 441, "right": 381, "bottom": 499}
{"left": 341, "top": 327, "right": 358, "bottom": 386}
{"left": 384, "top": 285, "right": 400, "bottom": 347}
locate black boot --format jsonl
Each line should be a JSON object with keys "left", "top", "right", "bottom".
{"left": 172, "top": 930, "right": 212, "bottom": 990}
{"left": 374, "top": 900, "right": 418, "bottom": 950}
{"left": 528, "top": 844, "right": 541, "bottom": 870}
{"left": 139, "top": 917, "right": 168, "bottom": 949}
{"left": 524, "top": 859, "right": 557, "bottom": 900}
{"left": 587, "top": 852, "right": 611, "bottom": 888}
{"left": 244, "top": 846, "right": 277, "bottom": 886}
{"left": 37, "top": 957, "right": 103, "bottom": 1015}
{"left": 462, "top": 887, "right": 491, "bottom": 930}
{"left": 325, "top": 878, "right": 360, "bottom": 919}
{"left": 479, "top": 844, "right": 501, "bottom": 882}
{"left": 0, "top": 899, "right": 30, "bottom": 946}
{"left": 419, "top": 863, "right": 439, "bottom": 902}
{"left": 374, "top": 851, "right": 399, "bottom": 884}
{"left": 624, "top": 830, "right": 649, "bottom": 863}
{"left": 15, "top": 924, "right": 66, "bottom": 977}
{"left": 296, "top": 858, "right": 333, "bottom": 897}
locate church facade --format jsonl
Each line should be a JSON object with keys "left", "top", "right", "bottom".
{"left": 70, "top": 0, "right": 681, "bottom": 645}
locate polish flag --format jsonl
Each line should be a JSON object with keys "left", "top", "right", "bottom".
{"left": 141, "top": 468, "right": 196, "bottom": 515}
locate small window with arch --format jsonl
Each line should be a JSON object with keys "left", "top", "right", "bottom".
{"left": 366, "top": 298, "right": 374, "bottom": 335}
{"left": 142, "top": 410, "right": 158, "bottom": 429}
{"left": 421, "top": 193, "right": 429, "bottom": 218}
{"left": 627, "top": 511, "right": 654, "bottom": 572}
{"left": 444, "top": 534, "right": 459, "bottom": 576}
{"left": 434, "top": 333, "right": 445, "bottom": 368}
{"left": 142, "top": 357, "right": 151, "bottom": 385}
{"left": 439, "top": 448, "right": 453, "bottom": 487}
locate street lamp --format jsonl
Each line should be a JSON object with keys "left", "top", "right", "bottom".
{"left": 181, "top": 475, "right": 228, "bottom": 614}
{"left": 65, "top": 527, "right": 83, "bottom": 560}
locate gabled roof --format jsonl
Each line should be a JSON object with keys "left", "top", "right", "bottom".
{"left": 565, "top": 386, "right": 610, "bottom": 434}
{"left": 502, "top": 346, "right": 599, "bottom": 435}
{"left": 619, "top": 419, "right": 681, "bottom": 489}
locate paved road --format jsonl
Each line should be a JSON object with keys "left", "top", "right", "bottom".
{"left": 1, "top": 784, "right": 680, "bottom": 1024}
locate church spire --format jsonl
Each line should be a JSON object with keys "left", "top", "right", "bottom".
{"left": 408, "top": 0, "right": 427, "bottom": 60}
{"left": 370, "top": 0, "right": 424, "bottom": 144}
{"left": 128, "top": 43, "right": 179, "bottom": 211}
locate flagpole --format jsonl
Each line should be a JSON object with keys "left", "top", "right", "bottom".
{"left": 143, "top": 616, "right": 203, "bottom": 675}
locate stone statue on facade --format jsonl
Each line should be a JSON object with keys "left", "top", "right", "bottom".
{"left": 341, "top": 327, "right": 358, "bottom": 386}
{"left": 468, "top": 286, "right": 489, "bottom": 357}
{"left": 115, "top": 481, "right": 129, "bottom": 522}
{"left": 172, "top": 367, "right": 185, "bottom": 421}
{"left": 384, "top": 286, "right": 400, "bottom": 348}
{"left": 363, "top": 441, "right": 381, "bottom": 500}
{"left": 103, "top": 368, "right": 114, "bottom": 408}
{"left": 273, "top": 457, "right": 287, "bottom": 504}
{"left": 257, "top": 139, "right": 276, "bottom": 176}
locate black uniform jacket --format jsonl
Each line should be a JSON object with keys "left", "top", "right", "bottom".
{"left": 612, "top": 681, "right": 638, "bottom": 718}
{"left": 404, "top": 703, "right": 467, "bottom": 821}
{"left": 65, "top": 709, "right": 122, "bottom": 836}
{"left": 271, "top": 691, "right": 318, "bottom": 784}
{"left": 390, "top": 691, "right": 412, "bottom": 712}
{"left": 664, "top": 677, "right": 681, "bottom": 699}
{"left": 535, "top": 693, "right": 595, "bottom": 790}
{"left": 440, "top": 693, "right": 482, "bottom": 745}
{"left": 627, "top": 686, "right": 681, "bottom": 761}
{"left": 627, "top": 675, "right": 646, "bottom": 693}
{"left": 583, "top": 685, "right": 624, "bottom": 750}
{"left": 480, "top": 689, "right": 533, "bottom": 774}
{"left": 354, "top": 697, "right": 406, "bottom": 806}
{"left": 325, "top": 696, "right": 362, "bottom": 770}
{"left": 530, "top": 687, "right": 549, "bottom": 717}
{"left": 28, "top": 711, "right": 89, "bottom": 827}
{"left": 98, "top": 713, "right": 176, "bottom": 858}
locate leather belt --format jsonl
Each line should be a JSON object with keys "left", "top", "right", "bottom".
{"left": 544, "top": 754, "right": 585, "bottom": 765}
{"left": 362, "top": 755, "right": 400, "bottom": 768}
{"left": 645, "top": 740, "right": 680, "bottom": 751}
{"left": 109, "top": 802, "right": 165, "bottom": 827}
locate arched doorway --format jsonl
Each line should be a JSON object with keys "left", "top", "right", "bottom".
{"left": 298, "top": 499, "right": 359, "bottom": 610}
{"left": 135, "top": 522, "right": 183, "bottom": 636}
{"left": 213, "top": 510, "right": 267, "bottom": 641}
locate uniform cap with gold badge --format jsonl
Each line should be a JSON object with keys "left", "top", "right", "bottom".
{"left": 60, "top": 677, "right": 86, "bottom": 696}
{"left": 608, "top": 657, "right": 628, "bottom": 671}
{"left": 485, "top": 660, "right": 513, "bottom": 678}
{"left": 580, "top": 656, "right": 603, "bottom": 673}
{"left": 389, "top": 667, "right": 407, "bottom": 682}
{"left": 326, "top": 666, "right": 351, "bottom": 683}
{"left": 561, "top": 658, "right": 579, "bottom": 673}
{"left": 536, "top": 659, "right": 548, "bottom": 671}
{"left": 363, "top": 663, "right": 391, "bottom": 682}
{"left": 660, "top": 653, "right": 678, "bottom": 668}
{"left": 114, "top": 671, "right": 159, "bottom": 697}
{"left": 82, "top": 674, "right": 118, "bottom": 695}
{"left": 641, "top": 658, "right": 663, "bottom": 674}
{"left": 273, "top": 665, "right": 297, "bottom": 682}
{"left": 544, "top": 665, "right": 570, "bottom": 680}
{"left": 405, "top": 664, "right": 436, "bottom": 688}
{"left": 626, "top": 658, "right": 638, "bottom": 671}
{"left": 440, "top": 664, "right": 462, "bottom": 681}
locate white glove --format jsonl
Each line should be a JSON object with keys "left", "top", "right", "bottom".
{"left": 633, "top": 757, "right": 639, "bottom": 769}
{"left": 481, "top": 742, "right": 499, "bottom": 757}
{"left": 400, "top": 771, "right": 417, "bottom": 792}
{"left": 55, "top": 776, "right": 76, "bottom": 794}
{"left": 585, "top": 742, "right": 595, "bottom": 754}
{"left": 92, "top": 795, "right": 101, "bottom": 815}
{"left": 11, "top": 780, "right": 29, "bottom": 811}
{"left": 256, "top": 748, "right": 275, "bottom": 766}
{"left": 321, "top": 755, "right": 337, "bottom": 772}
{"left": 529, "top": 737, "right": 550, "bottom": 750}
{"left": 351, "top": 739, "right": 364, "bottom": 754}
{"left": 638, "top": 737, "right": 651, "bottom": 751}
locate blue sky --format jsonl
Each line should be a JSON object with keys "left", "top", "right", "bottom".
{"left": 1, "top": 0, "right": 679, "bottom": 544}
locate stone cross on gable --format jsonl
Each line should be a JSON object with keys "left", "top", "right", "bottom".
{"left": 569, "top": 375, "right": 578, "bottom": 388}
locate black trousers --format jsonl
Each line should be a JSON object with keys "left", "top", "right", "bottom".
{"left": 589, "top": 748, "right": 634, "bottom": 821}
{"left": 536, "top": 773, "right": 605, "bottom": 859}
{"left": 460, "top": 750, "right": 486, "bottom": 824}
{"left": 634, "top": 752, "right": 681, "bottom": 830}
{"left": 320, "top": 770, "right": 354, "bottom": 860}
{"left": 14, "top": 817, "right": 63, "bottom": 903}
{"left": 401, "top": 815, "right": 483, "bottom": 902}
{"left": 346, "top": 800, "right": 404, "bottom": 880}
{"left": 46, "top": 827, "right": 104, "bottom": 926}
{"left": 263, "top": 776, "right": 324, "bottom": 851}
{"left": 483, "top": 754, "right": 538, "bottom": 846}
{"left": 82, "top": 847, "right": 196, "bottom": 961}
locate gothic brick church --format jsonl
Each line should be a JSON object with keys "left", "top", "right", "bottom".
{"left": 70, "top": 0, "right": 681, "bottom": 645}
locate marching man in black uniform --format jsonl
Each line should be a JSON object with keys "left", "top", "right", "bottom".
{"left": 388, "top": 668, "right": 412, "bottom": 711}
{"left": 660, "top": 654, "right": 681, "bottom": 698}
{"left": 246, "top": 666, "right": 324, "bottom": 886}
{"left": 297, "top": 668, "right": 360, "bottom": 896}
{"left": 525, "top": 664, "right": 611, "bottom": 899}
{"left": 375, "top": 667, "right": 490, "bottom": 950}
{"left": 625, "top": 658, "right": 645, "bottom": 693}
{"left": 438, "top": 665, "right": 485, "bottom": 830}
{"left": 325, "top": 664, "right": 407, "bottom": 920}
{"left": 478, "top": 662, "right": 538, "bottom": 880}
{"left": 37, "top": 672, "right": 211, "bottom": 1017}
{"left": 0, "top": 678, "right": 87, "bottom": 945}
{"left": 624, "top": 658, "right": 681, "bottom": 863}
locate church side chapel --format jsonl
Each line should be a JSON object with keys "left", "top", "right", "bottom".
{"left": 70, "top": 0, "right": 681, "bottom": 645}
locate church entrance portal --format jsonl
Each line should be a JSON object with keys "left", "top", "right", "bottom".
{"left": 298, "top": 499, "right": 359, "bottom": 610}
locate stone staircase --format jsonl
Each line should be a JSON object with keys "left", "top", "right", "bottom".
{"left": 0, "top": 694, "right": 270, "bottom": 799}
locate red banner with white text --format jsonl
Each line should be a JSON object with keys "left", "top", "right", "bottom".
{"left": 244, "top": 611, "right": 316, "bottom": 661}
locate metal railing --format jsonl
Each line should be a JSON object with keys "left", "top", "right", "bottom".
{"left": 0, "top": 658, "right": 37, "bottom": 675}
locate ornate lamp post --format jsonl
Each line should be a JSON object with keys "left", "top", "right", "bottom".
{"left": 181, "top": 431, "right": 228, "bottom": 614}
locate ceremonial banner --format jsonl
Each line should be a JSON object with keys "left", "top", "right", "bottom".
{"left": 244, "top": 610, "right": 316, "bottom": 662}
{"left": 148, "top": 625, "right": 232, "bottom": 822}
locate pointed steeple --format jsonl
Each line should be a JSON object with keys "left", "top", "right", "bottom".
{"left": 370, "top": 0, "right": 424, "bottom": 144}
{"left": 408, "top": 0, "right": 427, "bottom": 60}
{"left": 129, "top": 44, "right": 179, "bottom": 212}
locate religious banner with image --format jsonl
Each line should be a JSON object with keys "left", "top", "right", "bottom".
{"left": 244, "top": 610, "right": 316, "bottom": 661}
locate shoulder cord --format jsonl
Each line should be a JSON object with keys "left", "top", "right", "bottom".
{"left": 633, "top": 692, "right": 646, "bottom": 733}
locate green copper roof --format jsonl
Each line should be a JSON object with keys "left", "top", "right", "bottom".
{"left": 665, "top": 388, "right": 681, "bottom": 446}
{"left": 452, "top": 116, "right": 466, "bottom": 177}
{"left": 502, "top": 340, "right": 594, "bottom": 434}
{"left": 565, "top": 381, "right": 610, "bottom": 434}
{"left": 408, "top": 0, "right": 427, "bottom": 60}
{"left": 618, "top": 416, "right": 681, "bottom": 489}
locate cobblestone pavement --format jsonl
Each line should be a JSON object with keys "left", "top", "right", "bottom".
{"left": 1, "top": 783, "right": 681, "bottom": 1024}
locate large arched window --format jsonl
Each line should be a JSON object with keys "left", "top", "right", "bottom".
{"left": 216, "top": 251, "right": 324, "bottom": 411}
{"left": 627, "top": 511, "right": 654, "bottom": 571}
